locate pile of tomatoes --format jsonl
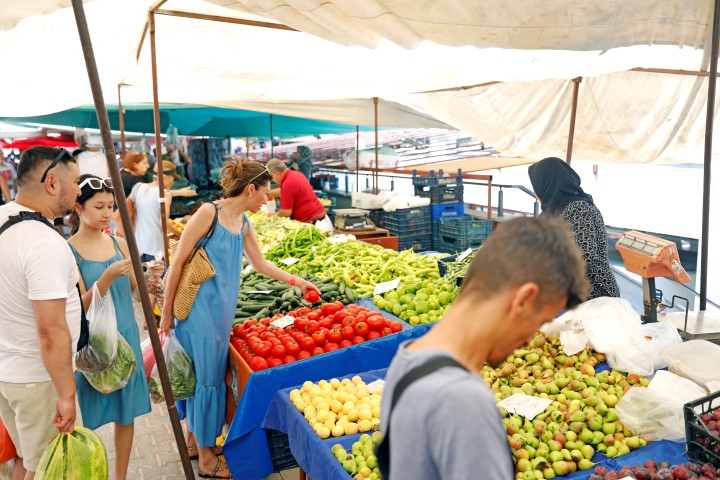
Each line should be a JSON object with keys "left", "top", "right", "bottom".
{"left": 230, "top": 301, "right": 404, "bottom": 371}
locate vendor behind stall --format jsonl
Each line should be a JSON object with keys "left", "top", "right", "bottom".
{"left": 265, "top": 159, "right": 332, "bottom": 231}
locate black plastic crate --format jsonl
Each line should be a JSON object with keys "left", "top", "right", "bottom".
{"left": 265, "top": 428, "right": 298, "bottom": 472}
{"left": 685, "top": 390, "right": 720, "bottom": 468}
{"left": 384, "top": 216, "right": 433, "bottom": 237}
{"left": 438, "top": 216, "right": 493, "bottom": 239}
{"left": 412, "top": 169, "right": 463, "bottom": 187}
{"left": 430, "top": 203, "right": 464, "bottom": 222}
{"left": 382, "top": 205, "right": 431, "bottom": 224}
{"left": 414, "top": 184, "right": 464, "bottom": 204}
{"left": 398, "top": 233, "right": 432, "bottom": 252}
{"left": 434, "top": 234, "right": 484, "bottom": 254}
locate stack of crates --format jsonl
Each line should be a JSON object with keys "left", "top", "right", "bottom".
{"left": 382, "top": 205, "right": 432, "bottom": 251}
{"left": 435, "top": 216, "right": 493, "bottom": 253}
{"left": 412, "top": 169, "right": 465, "bottom": 249}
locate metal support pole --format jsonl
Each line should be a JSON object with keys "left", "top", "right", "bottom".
{"left": 149, "top": 11, "right": 170, "bottom": 264}
{"left": 355, "top": 125, "right": 359, "bottom": 192}
{"left": 70, "top": 2, "right": 195, "bottom": 479}
{"left": 373, "top": 97, "right": 379, "bottom": 194}
{"left": 118, "top": 84, "right": 126, "bottom": 157}
{"left": 700, "top": 0, "right": 720, "bottom": 311}
{"left": 497, "top": 188, "right": 504, "bottom": 217}
{"left": 566, "top": 77, "right": 582, "bottom": 165}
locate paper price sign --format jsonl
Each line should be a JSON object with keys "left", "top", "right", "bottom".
{"left": 247, "top": 290, "right": 273, "bottom": 294}
{"left": 373, "top": 278, "right": 400, "bottom": 295}
{"left": 457, "top": 248, "right": 473, "bottom": 262}
{"left": 497, "top": 393, "right": 552, "bottom": 420}
{"left": 280, "top": 257, "right": 300, "bottom": 265}
{"left": 271, "top": 315, "right": 295, "bottom": 328}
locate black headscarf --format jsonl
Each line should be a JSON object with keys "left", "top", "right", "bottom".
{"left": 528, "top": 157, "right": 594, "bottom": 215}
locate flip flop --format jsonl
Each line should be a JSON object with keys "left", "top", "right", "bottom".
{"left": 198, "top": 458, "right": 232, "bottom": 479}
{"left": 187, "top": 445, "right": 222, "bottom": 460}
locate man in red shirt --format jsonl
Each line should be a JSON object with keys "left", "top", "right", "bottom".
{"left": 266, "top": 159, "right": 331, "bottom": 229}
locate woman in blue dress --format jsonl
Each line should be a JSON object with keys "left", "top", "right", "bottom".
{"left": 68, "top": 174, "right": 160, "bottom": 480}
{"left": 160, "top": 157, "right": 317, "bottom": 479}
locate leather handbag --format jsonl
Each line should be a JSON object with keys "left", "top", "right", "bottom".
{"left": 171, "top": 204, "right": 218, "bottom": 320}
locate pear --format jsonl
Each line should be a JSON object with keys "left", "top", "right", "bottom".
{"left": 578, "top": 458, "right": 596, "bottom": 470}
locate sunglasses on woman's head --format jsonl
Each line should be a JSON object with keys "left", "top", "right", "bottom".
{"left": 39, "top": 149, "right": 74, "bottom": 183}
{"left": 78, "top": 177, "right": 113, "bottom": 190}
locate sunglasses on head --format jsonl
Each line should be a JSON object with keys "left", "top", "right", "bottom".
{"left": 247, "top": 166, "right": 270, "bottom": 186}
{"left": 39, "top": 149, "right": 74, "bottom": 183}
{"left": 79, "top": 177, "right": 113, "bottom": 190}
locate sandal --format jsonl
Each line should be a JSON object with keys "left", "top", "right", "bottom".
{"left": 198, "top": 458, "right": 232, "bottom": 479}
{"left": 187, "top": 445, "right": 222, "bottom": 460}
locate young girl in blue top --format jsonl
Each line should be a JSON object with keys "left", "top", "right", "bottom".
{"left": 68, "top": 174, "right": 162, "bottom": 480}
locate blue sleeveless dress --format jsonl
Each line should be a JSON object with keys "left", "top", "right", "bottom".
{"left": 69, "top": 235, "right": 151, "bottom": 429}
{"left": 175, "top": 207, "right": 247, "bottom": 447}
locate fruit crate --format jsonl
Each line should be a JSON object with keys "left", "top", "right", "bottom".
{"left": 411, "top": 169, "right": 463, "bottom": 187}
{"left": 265, "top": 428, "right": 299, "bottom": 472}
{"left": 414, "top": 184, "right": 464, "bottom": 204}
{"left": 684, "top": 389, "right": 720, "bottom": 468}
{"left": 397, "top": 232, "right": 432, "bottom": 252}
{"left": 225, "top": 344, "right": 252, "bottom": 425}
{"left": 430, "top": 202, "right": 464, "bottom": 222}
{"left": 438, "top": 215, "right": 493, "bottom": 239}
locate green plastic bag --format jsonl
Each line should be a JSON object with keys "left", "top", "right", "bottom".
{"left": 83, "top": 334, "right": 137, "bottom": 394}
{"left": 35, "top": 426, "right": 108, "bottom": 479}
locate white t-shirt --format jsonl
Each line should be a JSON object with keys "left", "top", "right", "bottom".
{"left": 131, "top": 183, "right": 164, "bottom": 256}
{"left": 0, "top": 202, "right": 82, "bottom": 383}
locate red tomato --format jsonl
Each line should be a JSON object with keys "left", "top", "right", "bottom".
{"left": 311, "top": 346, "right": 325, "bottom": 356}
{"left": 260, "top": 318, "right": 271, "bottom": 326}
{"left": 259, "top": 331, "right": 275, "bottom": 340}
{"left": 251, "top": 324, "right": 267, "bottom": 334}
{"left": 323, "top": 342, "right": 340, "bottom": 352}
{"left": 352, "top": 336, "right": 365, "bottom": 345}
{"left": 285, "top": 340, "right": 301, "bottom": 356}
{"left": 304, "top": 289, "right": 320, "bottom": 304}
{"left": 249, "top": 357, "right": 268, "bottom": 371}
{"left": 232, "top": 324, "right": 244, "bottom": 337}
{"left": 271, "top": 344, "right": 286, "bottom": 358}
{"left": 381, "top": 327, "right": 393, "bottom": 336}
{"left": 300, "top": 336, "right": 316, "bottom": 352}
{"left": 306, "top": 311, "right": 320, "bottom": 321}
{"left": 297, "top": 350, "right": 311, "bottom": 360}
{"left": 311, "top": 330, "right": 326, "bottom": 347}
{"left": 355, "top": 313, "right": 367, "bottom": 323}
{"left": 390, "top": 321, "right": 403, "bottom": 333}
{"left": 342, "top": 316, "right": 357, "bottom": 328}
{"left": 257, "top": 341, "right": 272, "bottom": 357}
{"left": 366, "top": 316, "right": 385, "bottom": 332}
{"left": 319, "top": 317, "right": 333, "bottom": 330}
{"left": 293, "top": 317, "right": 308, "bottom": 332}
{"left": 354, "top": 322, "right": 369, "bottom": 337}
{"left": 333, "top": 300, "right": 344, "bottom": 309}
{"left": 305, "top": 320, "right": 320, "bottom": 335}
{"left": 231, "top": 338, "right": 242, "bottom": 352}
{"left": 296, "top": 307, "right": 312, "bottom": 316}
{"left": 284, "top": 355, "right": 297, "bottom": 364}
{"left": 341, "top": 325, "right": 355, "bottom": 341}
{"left": 321, "top": 303, "right": 341, "bottom": 316}
{"left": 326, "top": 328, "right": 343, "bottom": 344}
{"left": 366, "top": 331, "right": 381, "bottom": 341}
{"left": 268, "top": 357, "right": 284, "bottom": 368}
{"left": 244, "top": 319, "right": 258, "bottom": 328}
{"left": 334, "top": 310, "right": 348, "bottom": 322}
{"left": 278, "top": 334, "right": 293, "bottom": 343}
{"left": 269, "top": 338, "right": 282, "bottom": 346}
{"left": 339, "top": 339, "right": 353, "bottom": 348}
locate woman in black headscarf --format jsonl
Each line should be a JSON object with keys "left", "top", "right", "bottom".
{"left": 528, "top": 157, "right": 619, "bottom": 300}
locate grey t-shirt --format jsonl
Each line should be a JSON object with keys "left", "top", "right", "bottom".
{"left": 380, "top": 342, "right": 515, "bottom": 480}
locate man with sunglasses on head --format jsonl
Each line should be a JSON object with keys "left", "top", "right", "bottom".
{"left": 0, "top": 146, "right": 82, "bottom": 479}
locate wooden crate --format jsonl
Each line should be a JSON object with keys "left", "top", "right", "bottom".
{"left": 224, "top": 343, "right": 252, "bottom": 425}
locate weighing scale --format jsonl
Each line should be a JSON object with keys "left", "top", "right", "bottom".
{"left": 333, "top": 208, "right": 376, "bottom": 231}
{"left": 615, "top": 230, "right": 691, "bottom": 324}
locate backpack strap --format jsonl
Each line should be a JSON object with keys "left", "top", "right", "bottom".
{"left": 375, "top": 355, "right": 468, "bottom": 477}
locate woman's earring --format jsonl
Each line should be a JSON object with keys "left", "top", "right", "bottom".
{"left": 250, "top": 193, "right": 254, "bottom": 198}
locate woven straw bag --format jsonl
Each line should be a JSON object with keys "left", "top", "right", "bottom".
{"left": 171, "top": 205, "right": 218, "bottom": 320}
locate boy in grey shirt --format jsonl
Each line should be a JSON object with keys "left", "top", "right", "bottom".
{"left": 379, "top": 216, "right": 589, "bottom": 480}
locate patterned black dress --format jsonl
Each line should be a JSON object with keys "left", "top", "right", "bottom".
{"left": 561, "top": 200, "right": 620, "bottom": 299}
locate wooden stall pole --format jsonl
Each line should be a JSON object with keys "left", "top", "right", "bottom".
{"left": 700, "top": 0, "right": 720, "bottom": 310}
{"left": 566, "top": 77, "right": 582, "bottom": 165}
{"left": 373, "top": 97, "right": 379, "bottom": 194}
{"left": 118, "top": 84, "right": 126, "bottom": 157}
{"left": 70, "top": 1, "right": 195, "bottom": 479}
{"left": 356, "top": 125, "right": 360, "bottom": 192}
{"left": 148, "top": 9, "right": 170, "bottom": 265}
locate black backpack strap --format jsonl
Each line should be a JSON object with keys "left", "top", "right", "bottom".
{"left": 375, "top": 356, "right": 468, "bottom": 477}
{"left": 0, "top": 211, "right": 89, "bottom": 351}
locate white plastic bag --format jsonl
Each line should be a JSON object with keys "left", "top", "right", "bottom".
{"left": 636, "top": 322, "right": 683, "bottom": 371}
{"left": 615, "top": 370, "right": 707, "bottom": 441}
{"left": 148, "top": 333, "right": 196, "bottom": 404}
{"left": 342, "top": 147, "right": 399, "bottom": 170}
{"left": 75, "top": 284, "right": 118, "bottom": 373}
{"left": 83, "top": 333, "right": 137, "bottom": 394}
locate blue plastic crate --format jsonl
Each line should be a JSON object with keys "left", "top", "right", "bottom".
{"left": 414, "top": 184, "right": 464, "bottom": 204}
{"left": 265, "top": 429, "right": 298, "bottom": 472}
{"left": 384, "top": 216, "right": 433, "bottom": 236}
{"left": 438, "top": 216, "right": 493, "bottom": 240}
{"left": 430, "top": 203, "right": 464, "bottom": 222}
{"left": 412, "top": 169, "right": 463, "bottom": 187}
{"left": 382, "top": 205, "right": 431, "bottom": 224}
{"left": 434, "top": 235, "right": 484, "bottom": 254}
{"left": 397, "top": 233, "right": 432, "bottom": 252}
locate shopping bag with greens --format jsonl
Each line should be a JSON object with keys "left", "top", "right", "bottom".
{"left": 35, "top": 426, "right": 108, "bottom": 479}
{"left": 75, "top": 284, "right": 118, "bottom": 373}
{"left": 148, "top": 332, "right": 196, "bottom": 403}
{"left": 83, "top": 333, "right": 137, "bottom": 394}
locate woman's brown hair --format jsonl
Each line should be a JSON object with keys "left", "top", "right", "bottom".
{"left": 123, "top": 151, "right": 147, "bottom": 171}
{"left": 220, "top": 155, "right": 272, "bottom": 197}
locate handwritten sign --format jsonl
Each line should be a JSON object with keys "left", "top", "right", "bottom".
{"left": 366, "top": 379, "right": 385, "bottom": 394}
{"left": 497, "top": 393, "right": 552, "bottom": 420}
{"left": 247, "top": 290, "right": 273, "bottom": 294}
{"left": 457, "top": 248, "right": 473, "bottom": 262}
{"left": 373, "top": 278, "right": 400, "bottom": 295}
{"left": 280, "top": 257, "right": 300, "bottom": 265}
{"left": 271, "top": 315, "right": 295, "bottom": 328}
